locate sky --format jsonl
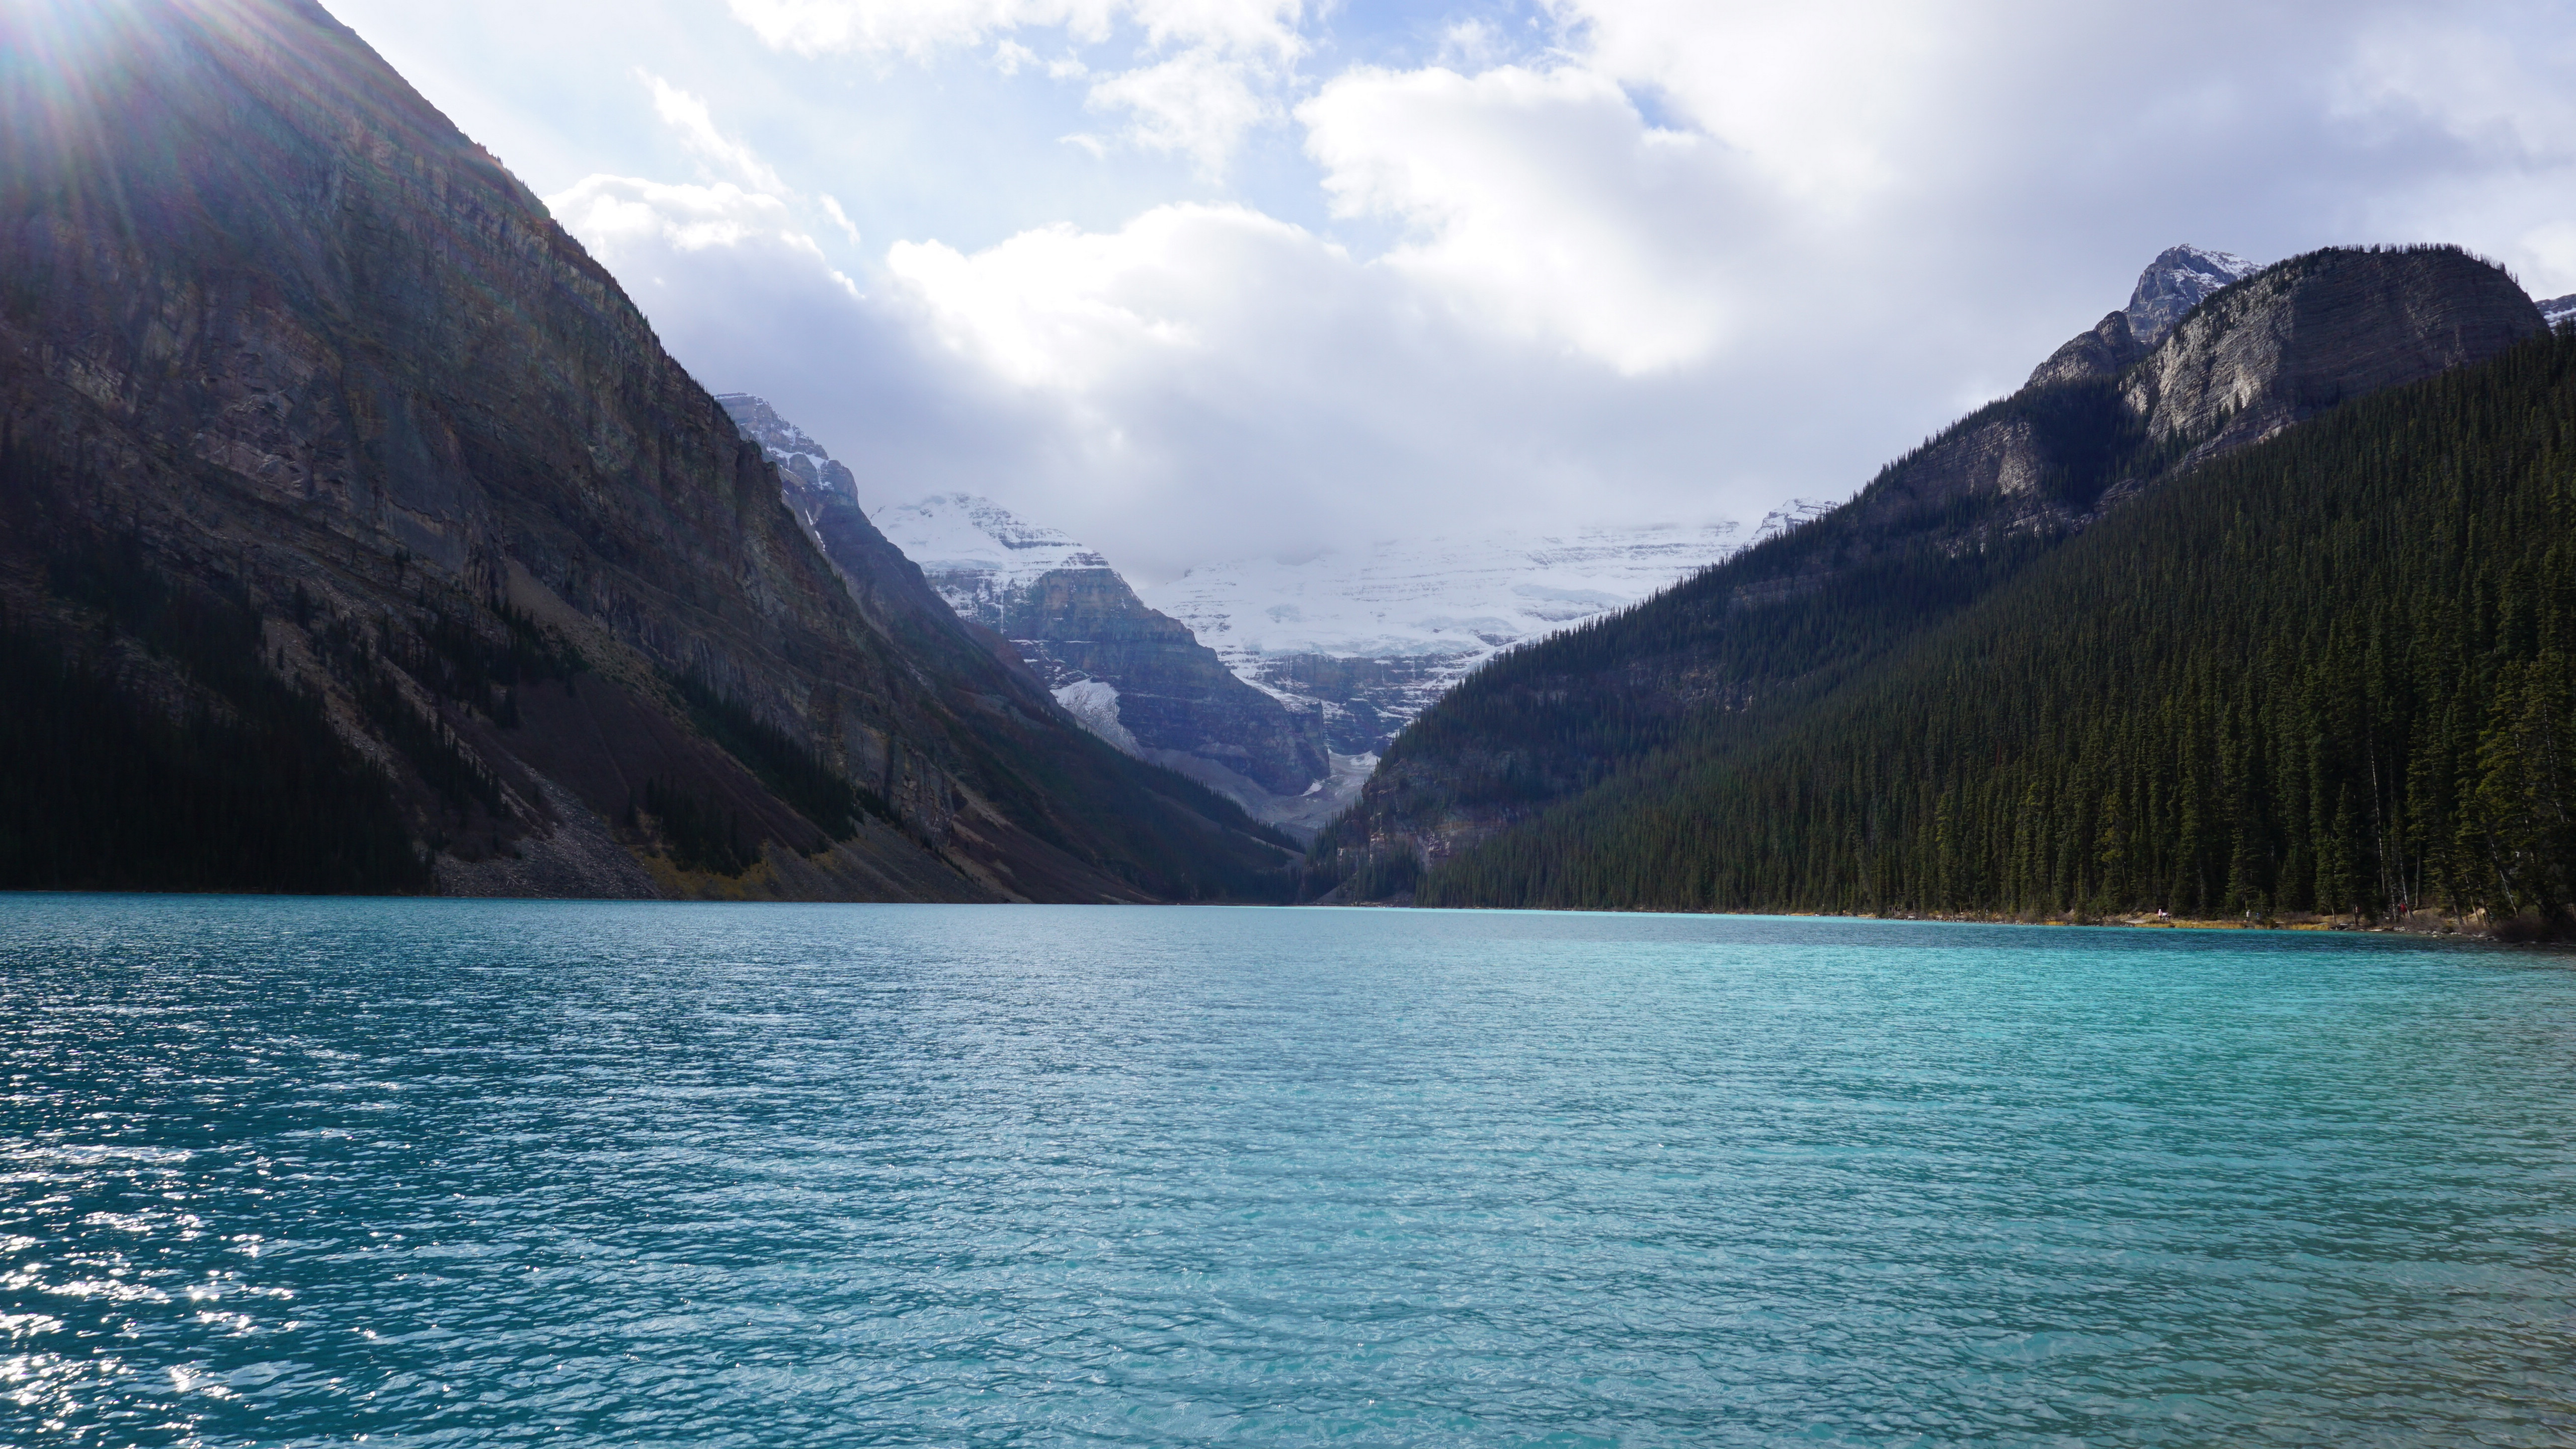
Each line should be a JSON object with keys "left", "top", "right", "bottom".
{"left": 322, "top": 0, "right": 2576, "bottom": 581}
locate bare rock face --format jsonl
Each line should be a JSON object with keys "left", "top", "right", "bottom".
{"left": 2026, "top": 311, "right": 2145, "bottom": 389}
{"left": 717, "top": 393, "right": 860, "bottom": 502}
{"left": 1839, "top": 245, "right": 2542, "bottom": 549}
{"left": 2124, "top": 245, "right": 2259, "bottom": 345}
{"left": 851, "top": 491, "right": 1333, "bottom": 806}
{"left": 1002, "top": 568, "right": 1332, "bottom": 800}
{"left": 0, "top": 0, "right": 1294, "bottom": 901}
{"left": 1325, "top": 242, "right": 2552, "bottom": 891}
{"left": 2124, "top": 247, "right": 2546, "bottom": 466}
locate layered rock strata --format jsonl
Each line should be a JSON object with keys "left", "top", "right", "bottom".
{"left": 0, "top": 0, "right": 1294, "bottom": 901}
{"left": 855, "top": 491, "right": 1337, "bottom": 829}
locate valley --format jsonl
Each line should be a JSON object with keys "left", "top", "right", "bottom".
{"left": 721, "top": 393, "right": 1737, "bottom": 839}
{"left": 4, "top": 0, "right": 2571, "bottom": 935}
{"left": 8, "top": 4, "right": 2576, "bottom": 1442}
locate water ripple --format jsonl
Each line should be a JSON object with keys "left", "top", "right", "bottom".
{"left": 0, "top": 899, "right": 2571, "bottom": 1444}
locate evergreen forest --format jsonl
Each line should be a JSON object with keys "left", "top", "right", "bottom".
{"left": 1413, "top": 329, "right": 2576, "bottom": 929}
{"left": 0, "top": 524, "right": 431, "bottom": 896}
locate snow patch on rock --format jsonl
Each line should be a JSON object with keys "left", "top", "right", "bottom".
{"left": 2126, "top": 246, "right": 2261, "bottom": 346}
{"left": 1051, "top": 678, "right": 1141, "bottom": 756}
{"left": 872, "top": 494, "right": 1110, "bottom": 626}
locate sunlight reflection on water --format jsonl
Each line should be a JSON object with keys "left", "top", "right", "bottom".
{"left": 1, "top": 897, "right": 2572, "bottom": 1445}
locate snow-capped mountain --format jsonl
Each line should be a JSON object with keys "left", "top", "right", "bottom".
{"left": 868, "top": 493, "right": 1342, "bottom": 833}
{"left": 866, "top": 496, "right": 1738, "bottom": 826}
{"left": 868, "top": 494, "right": 1111, "bottom": 620}
{"left": 2542, "top": 293, "right": 2576, "bottom": 329}
{"left": 715, "top": 398, "right": 1739, "bottom": 829}
{"left": 714, "top": 407, "right": 1349, "bottom": 836}
{"left": 2125, "top": 245, "right": 2260, "bottom": 345}
{"left": 715, "top": 393, "right": 857, "bottom": 503}
{"left": 1135, "top": 524, "right": 1743, "bottom": 754}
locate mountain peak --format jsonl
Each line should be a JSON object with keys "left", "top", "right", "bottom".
{"left": 872, "top": 494, "right": 1109, "bottom": 578}
{"left": 717, "top": 392, "right": 858, "bottom": 502}
{"left": 2126, "top": 245, "right": 2260, "bottom": 346}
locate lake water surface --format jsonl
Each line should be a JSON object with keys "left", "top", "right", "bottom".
{"left": 2, "top": 898, "right": 2571, "bottom": 1445}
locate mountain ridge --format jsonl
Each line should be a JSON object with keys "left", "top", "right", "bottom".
{"left": 716, "top": 399, "right": 1467, "bottom": 839}
{"left": 1421, "top": 329, "right": 2576, "bottom": 929}
{"left": 0, "top": 0, "right": 1296, "bottom": 902}
{"left": 1316, "top": 243, "right": 2549, "bottom": 899}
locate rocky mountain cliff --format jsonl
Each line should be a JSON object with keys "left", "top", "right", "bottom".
{"left": 716, "top": 393, "right": 860, "bottom": 504}
{"left": 2123, "top": 245, "right": 2258, "bottom": 345}
{"left": 1319, "top": 243, "right": 2548, "bottom": 896}
{"left": 848, "top": 488, "right": 1336, "bottom": 830}
{"left": 1738, "top": 246, "right": 2540, "bottom": 589}
{"left": 717, "top": 396, "right": 1735, "bottom": 827}
{"left": 0, "top": 0, "right": 1295, "bottom": 901}
{"left": 2028, "top": 246, "right": 2256, "bottom": 389}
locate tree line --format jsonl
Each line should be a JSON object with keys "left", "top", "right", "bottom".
{"left": 1418, "top": 330, "right": 2576, "bottom": 928}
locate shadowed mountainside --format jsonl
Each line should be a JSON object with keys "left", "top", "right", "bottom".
{"left": 1421, "top": 330, "right": 2576, "bottom": 930}
{"left": 1317, "top": 245, "right": 2547, "bottom": 899}
{"left": 0, "top": 0, "right": 1295, "bottom": 901}
{"left": 713, "top": 410, "right": 1335, "bottom": 819}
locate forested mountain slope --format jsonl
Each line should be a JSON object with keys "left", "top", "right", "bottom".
{"left": 1415, "top": 329, "right": 2576, "bottom": 928}
{"left": 0, "top": 0, "right": 1295, "bottom": 901}
{"left": 1316, "top": 246, "right": 2546, "bottom": 898}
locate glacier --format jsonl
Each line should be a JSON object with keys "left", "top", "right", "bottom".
{"left": 1134, "top": 523, "right": 1744, "bottom": 754}
{"left": 717, "top": 393, "right": 1740, "bottom": 835}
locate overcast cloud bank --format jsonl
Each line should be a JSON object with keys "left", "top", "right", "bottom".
{"left": 331, "top": 0, "right": 2576, "bottom": 581}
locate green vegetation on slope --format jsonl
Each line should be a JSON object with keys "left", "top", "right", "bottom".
{"left": 1416, "top": 330, "right": 2576, "bottom": 926}
{"left": 672, "top": 671, "right": 883, "bottom": 840}
{"left": 1316, "top": 359, "right": 2222, "bottom": 882}
{"left": 0, "top": 468, "right": 430, "bottom": 895}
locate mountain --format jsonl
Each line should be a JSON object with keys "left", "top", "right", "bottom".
{"left": 2029, "top": 246, "right": 2257, "bottom": 389}
{"left": 2122, "top": 244, "right": 2260, "bottom": 344}
{"left": 714, "top": 393, "right": 861, "bottom": 505}
{"left": 0, "top": 0, "right": 1296, "bottom": 902}
{"left": 755, "top": 474, "right": 1338, "bottom": 835}
{"left": 2543, "top": 294, "right": 2576, "bottom": 329}
{"left": 1424, "top": 330, "right": 2576, "bottom": 931}
{"left": 1317, "top": 244, "right": 2549, "bottom": 902}
{"left": 715, "top": 395, "right": 1735, "bottom": 844}
{"left": 1135, "top": 524, "right": 1743, "bottom": 755}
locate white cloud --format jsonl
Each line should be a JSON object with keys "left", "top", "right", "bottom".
{"left": 1302, "top": 64, "right": 1757, "bottom": 374}
{"left": 821, "top": 193, "right": 863, "bottom": 245}
{"left": 397, "top": 0, "right": 2576, "bottom": 585}
{"left": 2522, "top": 221, "right": 2576, "bottom": 298}
{"left": 725, "top": 0, "right": 1305, "bottom": 169}
{"left": 888, "top": 204, "right": 1301, "bottom": 387}
{"left": 642, "top": 72, "right": 790, "bottom": 194}
{"left": 547, "top": 176, "right": 840, "bottom": 265}
{"left": 2334, "top": 17, "right": 2576, "bottom": 165}
{"left": 855, "top": 201, "right": 1764, "bottom": 572}
{"left": 726, "top": 0, "right": 1301, "bottom": 59}
{"left": 1086, "top": 46, "right": 1273, "bottom": 173}
{"left": 1542, "top": 0, "right": 1956, "bottom": 204}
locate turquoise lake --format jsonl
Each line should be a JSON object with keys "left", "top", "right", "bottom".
{"left": 1, "top": 897, "right": 2571, "bottom": 1445}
